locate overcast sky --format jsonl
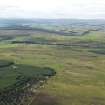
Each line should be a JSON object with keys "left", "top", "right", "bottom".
{"left": 0, "top": 0, "right": 105, "bottom": 19}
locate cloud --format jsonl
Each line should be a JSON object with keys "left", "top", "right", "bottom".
{"left": 0, "top": 0, "right": 105, "bottom": 19}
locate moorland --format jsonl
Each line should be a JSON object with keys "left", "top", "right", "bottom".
{"left": 0, "top": 19, "right": 105, "bottom": 105}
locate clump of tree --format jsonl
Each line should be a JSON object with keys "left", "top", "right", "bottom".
{"left": 0, "top": 62, "right": 56, "bottom": 105}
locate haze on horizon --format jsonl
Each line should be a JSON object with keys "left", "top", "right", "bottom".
{"left": 0, "top": 0, "right": 105, "bottom": 19}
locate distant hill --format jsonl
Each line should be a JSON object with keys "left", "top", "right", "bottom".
{"left": 0, "top": 18, "right": 105, "bottom": 27}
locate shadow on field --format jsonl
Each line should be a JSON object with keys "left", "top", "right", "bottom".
{"left": 31, "top": 92, "right": 59, "bottom": 105}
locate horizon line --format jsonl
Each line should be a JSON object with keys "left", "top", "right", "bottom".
{"left": 0, "top": 18, "right": 105, "bottom": 20}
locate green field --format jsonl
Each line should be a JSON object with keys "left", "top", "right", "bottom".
{"left": 0, "top": 28, "right": 105, "bottom": 105}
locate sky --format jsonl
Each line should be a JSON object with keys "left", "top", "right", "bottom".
{"left": 0, "top": 0, "right": 105, "bottom": 19}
